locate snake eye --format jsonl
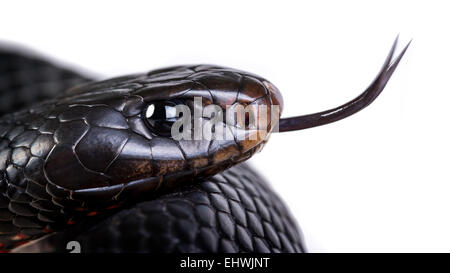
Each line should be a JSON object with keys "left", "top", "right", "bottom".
{"left": 145, "top": 101, "right": 180, "bottom": 136}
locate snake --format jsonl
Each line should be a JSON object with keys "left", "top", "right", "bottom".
{"left": 0, "top": 38, "right": 408, "bottom": 253}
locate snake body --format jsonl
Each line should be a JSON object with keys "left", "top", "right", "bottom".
{"left": 0, "top": 48, "right": 304, "bottom": 252}
{"left": 0, "top": 38, "right": 408, "bottom": 253}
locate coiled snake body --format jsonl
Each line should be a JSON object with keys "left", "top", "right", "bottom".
{"left": 0, "top": 39, "right": 408, "bottom": 253}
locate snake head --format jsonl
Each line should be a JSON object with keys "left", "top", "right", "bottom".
{"left": 13, "top": 36, "right": 408, "bottom": 206}
{"left": 30, "top": 65, "right": 283, "bottom": 202}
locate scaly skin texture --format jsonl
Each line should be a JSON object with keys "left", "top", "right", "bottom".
{"left": 14, "top": 163, "right": 305, "bottom": 253}
{"left": 0, "top": 48, "right": 305, "bottom": 252}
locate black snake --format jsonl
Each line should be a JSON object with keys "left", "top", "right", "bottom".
{"left": 0, "top": 38, "right": 408, "bottom": 253}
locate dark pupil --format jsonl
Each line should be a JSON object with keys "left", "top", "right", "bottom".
{"left": 146, "top": 102, "right": 178, "bottom": 135}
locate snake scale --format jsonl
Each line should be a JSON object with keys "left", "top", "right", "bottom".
{"left": 0, "top": 38, "right": 408, "bottom": 253}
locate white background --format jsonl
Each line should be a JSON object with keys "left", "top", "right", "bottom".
{"left": 1, "top": 0, "right": 449, "bottom": 252}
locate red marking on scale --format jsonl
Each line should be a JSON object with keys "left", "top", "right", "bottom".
{"left": 12, "top": 233, "right": 29, "bottom": 241}
{"left": 0, "top": 243, "right": 4, "bottom": 248}
{"left": 87, "top": 211, "right": 99, "bottom": 216}
{"left": 106, "top": 204, "right": 120, "bottom": 210}
{"left": 43, "top": 226, "right": 53, "bottom": 233}
{"left": 67, "top": 219, "right": 75, "bottom": 225}
{"left": 14, "top": 240, "right": 30, "bottom": 248}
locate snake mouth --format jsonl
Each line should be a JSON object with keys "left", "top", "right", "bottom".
{"left": 65, "top": 162, "right": 223, "bottom": 203}
{"left": 69, "top": 175, "right": 164, "bottom": 202}
{"left": 58, "top": 152, "right": 247, "bottom": 207}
